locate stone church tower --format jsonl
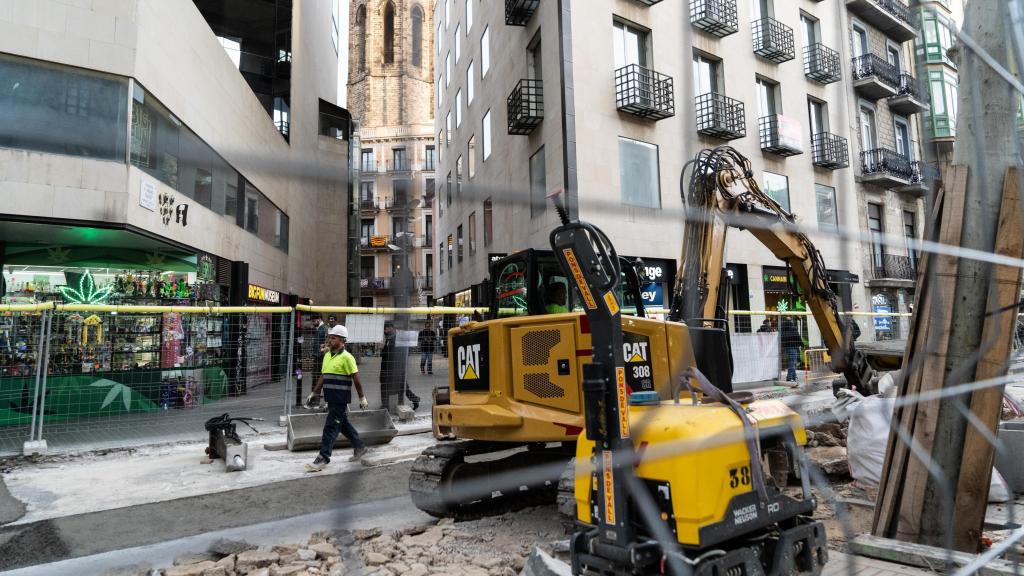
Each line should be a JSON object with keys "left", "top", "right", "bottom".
{"left": 348, "top": 0, "right": 435, "bottom": 128}
{"left": 348, "top": 0, "right": 438, "bottom": 308}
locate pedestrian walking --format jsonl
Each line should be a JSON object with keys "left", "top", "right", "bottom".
{"left": 418, "top": 322, "right": 436, "bottom": 375}
{"left": 304, "top": 324, "right": 368, "bottom": 471}
{"left": 757, "top": 319, "right": 775, "bottom": 333}
{"left": 781, "top": 317, "right": 802, "bottom": 382}
{"left": 381, "top": 321, "right": 420, "bottom": 411}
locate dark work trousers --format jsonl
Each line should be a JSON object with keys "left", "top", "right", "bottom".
{"left": 319, "top": 402, "right": 364, "bottom": 461}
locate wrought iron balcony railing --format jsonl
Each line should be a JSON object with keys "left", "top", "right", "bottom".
{"left": 508, "top": 79, "right": 544, "bottom": 135}
{"left": 752, "top": 17, "right": 795, "bottom": 64}
{"left": 359, "top": 199, "right": 378, "bottom": 211}
{"left": 888, "top": 73, "right": 928, "bottom": 115}
{"left": 804, "top": 43, "right": 842, "bottom": 84}
{"left": 861, "top": 148, "right": 913, "bottom": 184}
{"left": 690, "top": 0, "right": 738, "bottom": 37}
{"left": 852, "top": 54, "right": 900, "bottom": 99}
{"left": 759, "top": 116, "right": 802, "bottom": 157}
{"left": 614, "top": 64, "right": 675, "bottom": 120}
{"left": 811, "top": 132, "right": 850, "bottom": 169}
{"left": 872, "top": 254, "right": 916, "bottom": 281}
{"left": 505, "top": 0, "right": 539, "bottom": 26}
{"left": 387, "top": 159, "right": 411, "bottom": 173}
{"left": 695, "top": 92, "right": 745, "bottom": 140}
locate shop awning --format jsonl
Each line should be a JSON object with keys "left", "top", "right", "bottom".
{"left": 0, "top": 220, "right": 197, "bottom": 272}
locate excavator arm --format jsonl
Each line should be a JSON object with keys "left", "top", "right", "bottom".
{"left": 669, "top": 146, "right": 873, "bottom": 392}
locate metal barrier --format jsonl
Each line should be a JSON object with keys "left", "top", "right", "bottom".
{"left": 803, "top": 347, "right": 833, "bottom": 385}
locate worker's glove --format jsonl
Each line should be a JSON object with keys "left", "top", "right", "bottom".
{"left": 304, "top": 393, "right": 320, "bottom": 409}
{"left": 359, "top": 396, "right": 369, "bottom": 409}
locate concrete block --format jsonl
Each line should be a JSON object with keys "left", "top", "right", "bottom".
{"left": 52, "top": 186, "right": 106, "bottom": 220}
{"left": 286, "top": 409, "right": 397, "bottom": 451}
{"left": 0, "top": 181, "right": 55, "bottom": 215}
{"left": 995, "top": 421, "right": 1024, "bottom": 493}
{"left": 22, "top": 439, "right": 47, "bottom": 456}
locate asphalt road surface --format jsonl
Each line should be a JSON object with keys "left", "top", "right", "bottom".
{"left": 0, "top": 460, "right": 420, "bottom": 572}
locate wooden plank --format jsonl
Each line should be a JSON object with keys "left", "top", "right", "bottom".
{"left": 897, "top": 165, "right": 970, "bottom": 540}
{"left": 851, "top": 534, "right": 1024, "bottom": 576}
{"left": 874, "top": 180, "right": 949, "bottom": 536}
{"left": 953, "top": 168, "right": 1024, "bottom": 550}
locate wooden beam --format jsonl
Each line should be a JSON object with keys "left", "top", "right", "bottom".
{"left": 851, "top": 534, "right": 1023, "bottom": 576}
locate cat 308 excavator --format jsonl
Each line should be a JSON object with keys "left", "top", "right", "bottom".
{"left": 409, "top": 146, "right": 878, "bottom": 524}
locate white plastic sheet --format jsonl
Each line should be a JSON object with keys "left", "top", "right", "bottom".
{"left": 731, "top": 333, "right": 779, "bottom": 383}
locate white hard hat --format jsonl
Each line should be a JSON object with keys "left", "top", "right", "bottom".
{"left": 328, "top": 325, "right": 348, "bottom": 339}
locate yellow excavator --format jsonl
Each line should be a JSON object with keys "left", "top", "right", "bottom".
{"left": 409, "top": 146, "right": 876, "bottom": 523}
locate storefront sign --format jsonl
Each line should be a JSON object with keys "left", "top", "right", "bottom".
{"left": 640, "top": 282, "right": 663, "bottom": 307}
{"left": 248, "top": 284, "right": 281, "bottom": 304}
{"left": 489, "top": 253, "right": 508, "bottom": 264}
{"left": 139, "top": 180, "right": 157, "bottom": 211}
{"left": 762, "top": 266, "right": 792, "bottom": 294}
{"left": 197, "top": 254, "right": 216, "bottom": 282}
{"left": 158, "top": 191, "right": 189, "bottom": 227}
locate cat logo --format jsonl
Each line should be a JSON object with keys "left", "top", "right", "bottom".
{"left": 457, "top": 343, "right": 482, "bottom": 381}
{"left": 623, "top": 340, "right": 649, "bottom": 363}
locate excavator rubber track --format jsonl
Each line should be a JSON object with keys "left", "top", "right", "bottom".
{"left": 409, "top": 440, "right": 573, "bottom": 520}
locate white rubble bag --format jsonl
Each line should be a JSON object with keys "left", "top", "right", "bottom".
{"left": 842, "top": 388, "right": 1011, "bottom": 503}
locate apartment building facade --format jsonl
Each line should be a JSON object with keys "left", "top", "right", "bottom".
{"left": 433, "top": 0, "right": 939, "bottom": 346}
{"left": 348, "top": 0, "right": 438, "bottom": 308}
{"left": 0, "top": 0, "right": 352, "bottom": 305}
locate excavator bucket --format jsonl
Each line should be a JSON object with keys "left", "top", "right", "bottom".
{"left": 286, "top": 408, "right": 397, "bottom": 451}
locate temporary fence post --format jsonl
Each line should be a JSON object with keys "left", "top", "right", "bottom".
{"left": 35, "top": 310, "right": 54, "bottom": 447}
{"left": 26, "top": 310, "right": 47, "bottom": 445}
{"left": 280, "top": 309, "right": 296, "bottom": 426}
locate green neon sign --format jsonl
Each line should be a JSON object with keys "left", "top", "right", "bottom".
{"left": 58, "top": 270, "right": 114, "bottom": 304}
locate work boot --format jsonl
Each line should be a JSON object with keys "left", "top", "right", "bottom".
{"left": 305, "top": 455, "right": 329, "bottom": 472}
{"left": 412, "top": 399, "right": 420, "bottom": 411}
{"left": 349, "top": 445, "right": 368, "bottom": 461}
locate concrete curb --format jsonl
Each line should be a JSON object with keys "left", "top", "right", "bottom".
{"left": 520, "top": 546, "right": 572, "bottom": 576}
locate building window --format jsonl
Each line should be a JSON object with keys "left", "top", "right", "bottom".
{"left": 446, "top": 171, "right": 452, "bottom": 205}
{"left": 426, "top": 214, "right": 433, "bottom": 244}
{"left": 456, "top": 155, "right": 463, "bottom": 197}
{"left": 799, "top": 11, "right": 819, "bottom": 47}
{"left": 436, "top": 20, "right": 442, "bottom": 56}
{"left": 466, "top": 0, "right": 473, "bottom": 32}
{"left": 425, "top": 145, "right": 436, "bottom": 171}
{"left": 468, "top": 61, "right": 475, "bottom": 103}
{"left": 755, "top": 77, "right": 778, "bottom": 118}
{"left": 425, "top": 176, "right": 435, "bottom": 199}
{"left": 807, "top": 98, "right": 828, "bottom": 135}
{"left": 445, "top": 0, "right": 450, "bottom": 28}
{"left": 859, "top": 104, "right": 877, "bottom": 150}
{"left": 852, "top": 23, "right": 868, "bottom": 58}
{"left": 393, "top": 147, "right": 408, "bottom": 171}
{"left": 751, "top": 0, "right": 773, "bottom": 20}
{"left": 332, "top": 0, "right": 340, "bottom": 54}
{"left": 468, "top": 135, "right": 476, "bottom": 178}
{"left": 426, "top": 253, "right": 434, "bottom": 286}
{"left": 762, "top": 171, "right": 790, "bottom": 212}
{"left": 893, "top": 116, "right": 912, "bottom": 159}
{"left": 356, "top": 5, "right": 367, "bottom": 70}
{"left": 613, "top": 20, "right": 649, "bottom": 69}
{"left": 412, "top": 6, "right": 424, "bottom": 67}
{"left": 360, "top": 181, "right": 374, "bottom": 203}
{"left": 455, "top": 24, "right": 462, "bottom": 62}
{"left": 456, "top": 89, "right": 463, "bottom": 127}
{"left": 692, "top": 52, "right": 720, "bottom": 95}
{"left": 0, "top": 54, "right": 129, "bottom": 162}
{"left": 384, "top": 1, "right": 396, "bottom": 64}
{"left": 868, "top": 203, "right": 885, "bottom": 272}
{"left": 439, "top": 241, "right": 444, "bottom": 273}
{"left": 457, "top": 224, "right": 464, "bottom": 262}
{"left": 886, "top": 43, "right": 902, "bottom": 71}
{"left": 530, "top": 146, "right": 546, "bottom": 217}
{"left": 483, "top": 109, "right": 492, "bottom": 160}
{"left": 529, "top": 34, "right": 543, "bottom": 80}
{"left": 618, "top": 137, "right": 661, "bottom": 209}
{"left": 468, "top": 211, "right": 477, "bottom": 255}
{"left": 446, "top": 111, "right": 452, "bottom": 144}
{"left": 445, "top": 51, "right": 451, "bottom": 86}
{"left": 484, "top": 198, "right": 493, "bottom": 246}
{"left": 815, "top": 184, "right": 838, "bottom": 232}
{"left": 361, "top": 219, "right": 375, "bottom": 240}
{"left": 361, "top": 148, "right": 374, "bottom": 172}
{"left": 904, "top": 210, "right": 917, "bottom": 270}
{"left": 482, "top": 26, "right": 490, "bottom": 77}
{"left": 447, "top": 234, "right": 454, "bottom": 268}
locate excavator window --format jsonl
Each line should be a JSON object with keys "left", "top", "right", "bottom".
{"left": 494, "top": 260, "right": 529, "bottom": 317}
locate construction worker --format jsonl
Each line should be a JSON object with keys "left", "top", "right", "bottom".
{"left": 305, "top": 324, "right": 368, "bottom": 471}
{"left": 545, "top": 282, "right": 568, "bottom": 314}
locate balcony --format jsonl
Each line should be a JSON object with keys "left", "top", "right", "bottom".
{"left": 387, "top": 159, "right": 411, "bottom": 175}
{"left": 615, "top": 64, "right": 675, "bottom": 120}
{"left": 927, "top": 113, "right": 956, "bottom": 140}
{"left": 851, "top": 54, "right": 900, "bottom": 100}
{"left": 845, "top": 0, "right": 916, "bottom": 43}
{"left": 505, "top": 0, "right": 539, "bottom": 26}
{"left": 424, "top": 157, "right": 436, "bottom": 172}
{"left": 860, "top": 148, "right": 913, "bottom": 188}
{"left": 811, "top": 132, "right": 850, "bottom": 169}
{"left": 359, "top": 198, "right": 379, "bottom": 212}
{"left": 695, "top": 92, "right": 746, "bottom": 140}
{"left": 417, "top": 276, "right": 434, "bottom": 292}
{"left": 888, "top": 73, "right": 928, "bottom": 115}
{"left": 507, "top": 79, "right": 544, "bottom": 135}
{"left": 752, "top": 18, "right": 795, "bottom": 64}
{"left": 804, "top": 43, "right": 842, "bottom": 85}
{"left": 690, "top": 0, "right": 738, "bottom": 37}
{"left": 759, "top": 116, "right": 803, "bottom": 157}
{"left": 871, "top": 255, "right": 917, "bottom": 283}
{"left": 895, "top": 160, "right": 936, "bottom": 197}
{"left": 362, "top": 277, "right": 392, "bottom": 295}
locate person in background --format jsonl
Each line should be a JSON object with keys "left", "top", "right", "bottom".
{"left": 381, "top": 321, "right": 420, "bottom": 411}
{"left": 757, "top": 319, "right": 775, "bottom": 333}
{"left": 781, "top": 317, "right": 803, "bottom": 383}
{"left": 545, "top": 283, "right": 568, "bottom": 314}
{"left": 314, "top": 316, "right": 328, "bottom": 352}
{"left": 418, "top": 321, "right": 436, "bottom": 375}
{"left": 304, "top": 324, "right": 368, "bottom": 471}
